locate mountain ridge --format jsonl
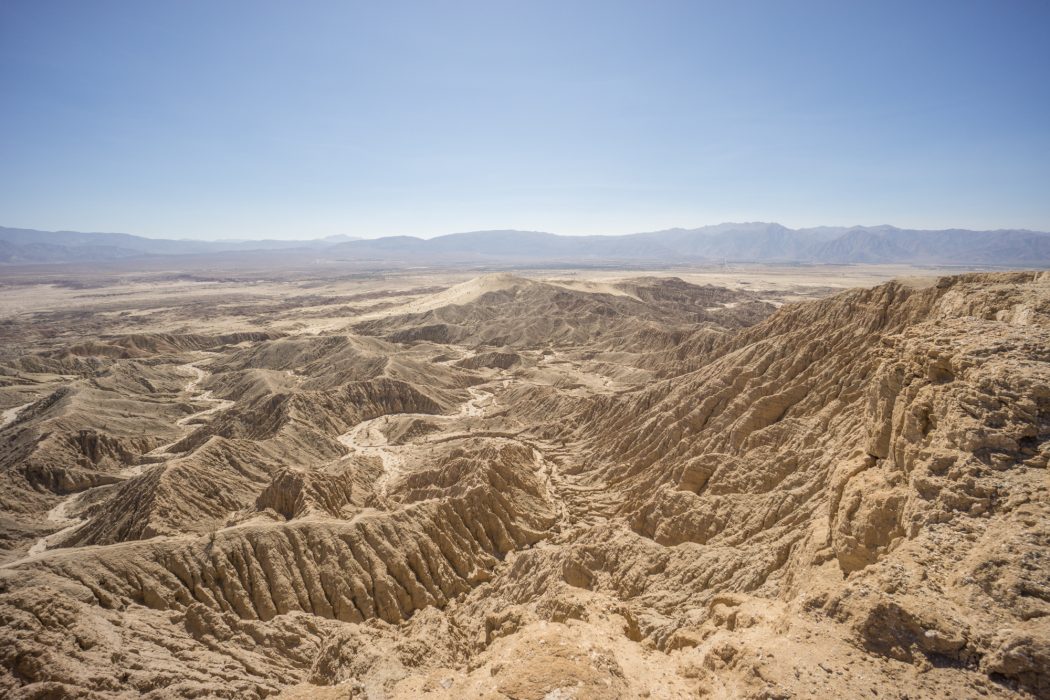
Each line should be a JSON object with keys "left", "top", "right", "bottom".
{"left": 2, "top": 223, "right": 1049, "bottom": 266}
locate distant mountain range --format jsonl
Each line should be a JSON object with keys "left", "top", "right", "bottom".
{"left": 2, "top": 223, "right": 1049, "bottom": 267}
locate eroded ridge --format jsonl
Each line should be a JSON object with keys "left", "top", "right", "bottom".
{"left": 0, "top": 271, "right": 1047, "bottom": 699}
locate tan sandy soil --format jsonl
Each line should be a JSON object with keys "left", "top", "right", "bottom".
{"left": 0, "top": 265, "right": 1047, "bottom": 699}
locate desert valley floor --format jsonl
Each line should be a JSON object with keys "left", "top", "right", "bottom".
{"left": 0, "top": 264, "right": 1047, "bottom": 699}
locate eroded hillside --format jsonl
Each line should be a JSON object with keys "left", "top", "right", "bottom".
{"left": 0, "top": 271, "right": 1047, "bottom": 699}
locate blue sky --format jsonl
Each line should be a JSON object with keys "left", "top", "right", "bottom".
{"left": 1, "top": 1, "right": 1048, "bottom": 239}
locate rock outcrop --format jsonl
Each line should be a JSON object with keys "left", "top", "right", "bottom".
{"left": 0, "top": 271, "right": 1047, "bottom": 699}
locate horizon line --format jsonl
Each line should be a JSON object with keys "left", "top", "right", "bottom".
{"left": 3, "top": 221, "right": 1049, "bottom": 244}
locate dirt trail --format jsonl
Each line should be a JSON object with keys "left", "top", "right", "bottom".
{"left": 530, "top": 442, "right": 615, "bottom": 531}
{"left": 332, "top": 379, "right": 610, "bottom": 532}
{"left": 174, "top": 365, "right": 234, "bottom": 426}
{"left": 6, "top": 359, "right": 234, "bottom": 564}
{"left": 3, "top": 493, "right": 86, "bottom": 567}
{"left": 147, "top": 361, "right": 233, "bottom": 457}
{"left": 26, "top": 497, "right": 85, "bottom": 556}
{"left": 336, "top": 384, "right": 496, "bottom": 498}
{"left": 337, "top": 419, "right": 405, "bottom": 497}
{"left": 0, "top": 400, "right": 35, "bottom": 430}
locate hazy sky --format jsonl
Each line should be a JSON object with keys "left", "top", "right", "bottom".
{"left": 2, "top": 1, "right": 1049, "bottom": 240}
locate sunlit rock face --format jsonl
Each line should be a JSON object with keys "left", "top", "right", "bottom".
{"left": 1, "top": 270, "right": 1048, "bottom": 699}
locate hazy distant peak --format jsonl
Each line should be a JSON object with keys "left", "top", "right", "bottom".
{"left": 2, "top": 223, "right": 1049, "bottom": 267}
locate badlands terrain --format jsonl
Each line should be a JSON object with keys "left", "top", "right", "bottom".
{"left": 0, "top": 264, "right": 1047, "bottom": 699}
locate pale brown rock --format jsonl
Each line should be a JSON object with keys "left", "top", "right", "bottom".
{"left": 0, "top": 269, "right": 1047, "bottom": 699}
